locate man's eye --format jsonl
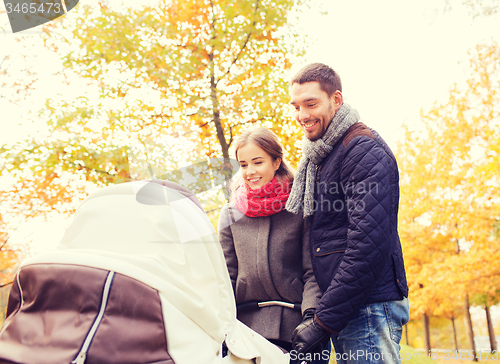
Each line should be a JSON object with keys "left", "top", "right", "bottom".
{"left": 255, "top": 162, "right": 262, "bottom": 165}
{"left": 308, "top": 104, "right": 316, "bottom": 107}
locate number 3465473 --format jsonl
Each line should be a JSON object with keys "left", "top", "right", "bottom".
{"left": 5, "top": 2, "right": 63, "bottom": 14}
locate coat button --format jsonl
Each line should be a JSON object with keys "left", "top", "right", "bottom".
{"left": 316, "top": 248, "right": 320, "bottom": 252}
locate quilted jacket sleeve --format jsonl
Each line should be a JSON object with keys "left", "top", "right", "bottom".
{"left": 315, "top": 136, "right": 395, "bottom": 333}
{"left": 218, "top": 204, "right": 238, "bottom": 294}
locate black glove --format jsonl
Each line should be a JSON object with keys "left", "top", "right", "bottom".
{"left": 291, "top": 309, "right": 330, "bottom": 354}
{"left": 301, "top": 308, "right": 316, "bottom": 321}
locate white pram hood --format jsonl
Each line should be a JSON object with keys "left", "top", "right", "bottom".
{"left": 6, "top": 181, "right": 289, "bottom": 364}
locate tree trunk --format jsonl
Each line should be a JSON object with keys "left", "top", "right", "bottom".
{"left": 485, "top": 305, "right": 497, "bottom": 352}
{"left": 208, "top": 53, "right": 232, "bottom": 203}
{"left": 451, "top": 316, "right": 459, "bottom": 351}
{"left": 210, "top": 70, "right": 230, "bottom": 161}
{"left": 464, "top": 294, "right": 478, "bottom": 361}
{"left": 423, "top": 312, "right": 431, "bottom": 354}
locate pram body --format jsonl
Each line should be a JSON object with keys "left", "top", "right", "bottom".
{"left": 0, "top": 181, "right": 289, "bottom": 364}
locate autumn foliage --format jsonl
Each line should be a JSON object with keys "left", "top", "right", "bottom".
{"left": 397, "top": 42, "right": 500, "bottom": 320}
{"left": 1, "top": 0, "right": 305, "bottom": 222}
{"left": 0, "top": 213, "right": 18, "bottom": 287}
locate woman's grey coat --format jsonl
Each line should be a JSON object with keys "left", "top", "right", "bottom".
{"left": 218, "top": 203, "right": 322, "bottom": 343}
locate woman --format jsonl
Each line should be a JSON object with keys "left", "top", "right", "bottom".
{"left": 218, "top": 128, "right": 329, "bottom": 364}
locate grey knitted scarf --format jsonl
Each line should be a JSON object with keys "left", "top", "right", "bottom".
{"left": 286, "top": 103, "right": 360, "bottom": 217}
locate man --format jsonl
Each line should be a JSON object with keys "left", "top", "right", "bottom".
{"left": 286, "top": 63, "right": 409, "bottom": 364}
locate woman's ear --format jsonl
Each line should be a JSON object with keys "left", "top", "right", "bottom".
{"left": 273, "top": 157, "right": 282, "bottom": 172}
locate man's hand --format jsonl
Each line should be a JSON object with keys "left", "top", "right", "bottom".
{"left": 291, "top": 310, "right": 330, "bottom": 354}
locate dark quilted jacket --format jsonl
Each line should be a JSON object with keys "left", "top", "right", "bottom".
{"left": 311, "top": 122, "right": 408, "bottom": 334}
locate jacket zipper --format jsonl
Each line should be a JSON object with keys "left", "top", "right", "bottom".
{"left": 72, "top": 271, "right": 115, "bottom": 364}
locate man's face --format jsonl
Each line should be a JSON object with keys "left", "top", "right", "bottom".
{"left": 290, "top": 81, "right": 343, "bottom": 141}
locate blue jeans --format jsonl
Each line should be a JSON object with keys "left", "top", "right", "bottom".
{"left": 330, "top": 297, "right": 410, "bottom": 364}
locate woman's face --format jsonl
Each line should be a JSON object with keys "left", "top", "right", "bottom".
{"left": 237, "top": 142, "right": 281, "bottom": 190}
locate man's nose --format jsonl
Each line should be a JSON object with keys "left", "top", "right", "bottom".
{"left": 298, "top": 109, "right": 310, "bottom": 122}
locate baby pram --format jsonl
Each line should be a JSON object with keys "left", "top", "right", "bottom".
{"left": 0, "top": 181, "right": 289, "bottom": 364}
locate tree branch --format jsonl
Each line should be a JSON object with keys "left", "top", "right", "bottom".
{"left": 0, "top": 55, "right": 9, "bottom": 71}
{"left": 216, "top": 0, "right": 260, "bottom": 86}
{"left": 228, "top": 117, "right": 263, "bottom": 148}
{"left": 67, "top": 161, "right": 114, "bottom": 177}
{"left": 0, "top": 238, "right": 8, "bottom": 251}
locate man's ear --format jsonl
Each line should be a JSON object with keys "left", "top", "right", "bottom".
{"left": 332, "top": 90, "right": 343, "bottom": 112}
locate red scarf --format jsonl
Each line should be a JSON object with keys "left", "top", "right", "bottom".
{"left": 233, "top": 177, "right": 291, "bottom": 217}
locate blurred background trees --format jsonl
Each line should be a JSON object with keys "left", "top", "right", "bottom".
{"left": 397, "top": 41, "right": 500, "bottom": 355}
{"left": 1, "top": 0, "right": 305, "bottom": 228}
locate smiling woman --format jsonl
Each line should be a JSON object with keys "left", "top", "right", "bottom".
{"left": 232, "top": 128, "right": 294, "bottom": 193}
{"left": 236, "top": 142, "right": 281, "bottom": 190}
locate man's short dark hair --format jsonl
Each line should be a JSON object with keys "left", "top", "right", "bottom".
{"left": 291, "top": 63, "right": 342, "bottom": 97}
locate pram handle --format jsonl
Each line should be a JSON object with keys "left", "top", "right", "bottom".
{"left": 237, "top": 300, "right": 301, "bottom": 313}
{"left": 236, "top": 301, "right": 305, "bottom": 362}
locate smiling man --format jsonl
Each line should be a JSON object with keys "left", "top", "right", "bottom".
{"left": 286, "top": 63, "right": 410, "bottom": 364}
